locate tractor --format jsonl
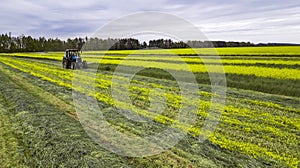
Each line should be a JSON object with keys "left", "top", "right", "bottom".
{"left": 62, "top": 49, "right": 87, "bottom": 70}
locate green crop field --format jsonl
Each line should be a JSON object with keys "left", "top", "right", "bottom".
{"left": 0, "top": 46, "right": 299, "bottom": 167}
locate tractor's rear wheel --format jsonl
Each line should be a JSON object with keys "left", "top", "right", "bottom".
{"left": 76, "top": 62, "right": 81, "bottom": 69}
{"left": 82, "top": 61, "right": 88, "bottom": 69}
{"left": 71, "top": 62, "right": 76, "bottom": 70}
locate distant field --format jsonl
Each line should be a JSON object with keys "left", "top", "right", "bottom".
{"left": 2, "top": 46, "right": 300, "bottom": 57}
{"left": 0, "top": 46, "right": 299, "bottom": 167}
{"left": 84, "top": 46, "right": 300, "bottom": 56}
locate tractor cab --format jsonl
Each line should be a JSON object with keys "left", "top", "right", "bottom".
{"left": 65, "top": 49, "right": 80, "bottom": 61}
{"left": 62, "top": 49, "right": 87, "bottom": 69}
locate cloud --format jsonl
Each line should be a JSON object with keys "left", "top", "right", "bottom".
{"left": 0, "top": 0, "right": 299, "bottom": 43}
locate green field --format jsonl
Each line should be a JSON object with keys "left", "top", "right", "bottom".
{"left": 0, "top": 46, "right": 299, "bottom": 167}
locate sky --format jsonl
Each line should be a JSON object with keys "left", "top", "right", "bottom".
{"left": 0, "top": 0, "right": 300, "bottom": 43}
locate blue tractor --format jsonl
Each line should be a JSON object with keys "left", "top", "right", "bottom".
{"left": 62, "top": 49, "right": 87, "bottom": 69}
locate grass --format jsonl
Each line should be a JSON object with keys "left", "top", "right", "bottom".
{"left": 0, "top": 47, "right": 299, "bottom": 167}
{"left": 0, "top": 102, "right": 27, "bottom": 168}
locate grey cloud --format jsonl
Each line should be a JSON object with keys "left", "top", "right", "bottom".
{"left": 0, "top": 0, "right": 299, "bottom": 43}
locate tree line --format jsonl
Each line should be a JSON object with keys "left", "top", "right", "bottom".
{"left": 0, "top": 33, "right": 87, "bottom": 52}
{"left": 0, "top": 33, "right": 299, "bottom": 52}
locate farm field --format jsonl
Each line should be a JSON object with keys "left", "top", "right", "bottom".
{"left": 0, "top": 46, "right": 299, "bottom": 167}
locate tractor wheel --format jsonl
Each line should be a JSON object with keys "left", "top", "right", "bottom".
{"left": 82, "top": 61, "right": 88, "bottom": 69}
{"left": 63, "top": 61, "right": 67, "bottom": 69}
{"left": 76, "top": 62, "right": 81, "bottom": 69}
{"left": 71, "top": 62, "right": 76, "bottom": 70}
{"left": 67, "top": 62, "right": 71, "bottom": 69}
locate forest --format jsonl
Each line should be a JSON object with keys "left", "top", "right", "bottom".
{"left": 0, "top": 33, "right": 299, "bottom": 52}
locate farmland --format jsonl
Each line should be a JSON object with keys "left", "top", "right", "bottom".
{"left": 0, "top": 46, "right": 299, "bottom": 167}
